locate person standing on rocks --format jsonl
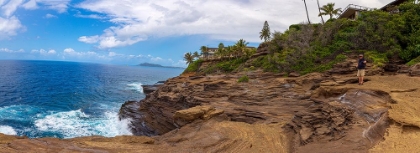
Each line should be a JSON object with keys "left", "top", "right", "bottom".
{"left": 357, "top": 54, "right": 367, "bottom": 85}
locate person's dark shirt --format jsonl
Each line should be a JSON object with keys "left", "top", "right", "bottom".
{"left": 358, "top": 58, "right": 366, "bottom": 69}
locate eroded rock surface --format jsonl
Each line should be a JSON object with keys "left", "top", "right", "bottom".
{"left": 116, "top": 71, "right": 418, "bottom": 153}
{"left": 2, "top": 72, "right": 420, "bottom": 153}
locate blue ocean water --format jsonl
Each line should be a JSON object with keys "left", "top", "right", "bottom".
{"left": 0, "top": 60, "right": 183, "bottom": 138}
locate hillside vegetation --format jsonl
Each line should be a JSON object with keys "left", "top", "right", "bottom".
{"left": 185, "top": 2, "right": 420, "bottom": 75}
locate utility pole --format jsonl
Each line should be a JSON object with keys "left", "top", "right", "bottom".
{"left": 317, "top": 0, "right": 325, "bottom": 24}
{"left": 303, "top": 0, "right": 311, "bottom": 24}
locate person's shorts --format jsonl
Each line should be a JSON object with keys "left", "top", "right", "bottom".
{"left": 357, "top": 69, "right": 365, "bottom": 77}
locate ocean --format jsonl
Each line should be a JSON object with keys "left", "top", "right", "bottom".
{"left": 0, "top": 60, "right": 183, "bottom": 138}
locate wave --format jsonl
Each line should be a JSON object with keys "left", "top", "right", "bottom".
{"left": 34, "top": 109, "right": 132, "bottom": 139}
{"left": 127, "top": 82, "right": 143, "bottom": 93}
{"left": 0, "top": 105, "right": 39, "bottom": 121}
{"left": 0, "top": 125, "right": 17, "bottom": 135}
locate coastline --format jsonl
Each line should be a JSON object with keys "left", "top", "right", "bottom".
{"left": 1, "top": 61, "right": 420, "bottom": 152}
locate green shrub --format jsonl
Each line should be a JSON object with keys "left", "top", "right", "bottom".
{"left": 249, "top": 66, "right": 256, "bottom": 70}
{"left": 238, "top": 75, "right": 249, "bottom": 83}
{"left": 183, "top": 59, "right": 203, "bottom": 73}
{"left": 364, "top": 51, "right": 389, "bottom": 67}
{"left": 407, "top": 55, "right": 420, "bottom": 66}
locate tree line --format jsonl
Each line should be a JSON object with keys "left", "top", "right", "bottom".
{"left": 184, "top": 39, "right": 256, "bottom": 64}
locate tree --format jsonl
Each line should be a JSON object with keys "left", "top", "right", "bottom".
{"left": 193, "top": 51, "right": 200, "bottom": 59}
{"left": 316, "top": 0, "right": 325, "bottom": 24}
{"left": 200, "top": 46, "right": 208, "bottom": 59}
{"left": 235, "top": 39, "right": 249, "bottom": 58}
{"left": 225, "top": 46, "right": 234, "bottom": 59}
{"left": 302, "top": 0, "right": 311, "bottom": 24}
{"left": 260, "top": 21, "right": 271, "bottom": 42}
{"left": 319, "top": 3, "right": 342, "bottom": 20}
{"left": 217, "top": 43, "right": 225, "bottom": 58}
{"left": 184, "top": 52, "right": 194, "bottom": 65}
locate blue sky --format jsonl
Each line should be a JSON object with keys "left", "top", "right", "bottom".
{"left": 0, "top": 0, "right": 392, "bottom": 67}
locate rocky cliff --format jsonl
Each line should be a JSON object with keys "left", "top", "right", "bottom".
{"left": 115, "top": 58, "right": 420, "bottom": 152}
{"left": 2, "top": 61, "right": 420, "bottom": 152}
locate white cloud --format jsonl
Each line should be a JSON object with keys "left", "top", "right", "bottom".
{"left": 1, "top": 0, "right": 24, "bottom": 17}
{"left": 47, "top": 49, "right": 56, "bottom": 54}
{"left": 45, "top": 13, "right": 57, "bottom": 18}
{"left": 74, "top": 13, "right": 106, "bottom": 20}
{"left": 19, "top": 0, "right": 71, "bottom": 13}
{"left": 22, "top": 0, "right": 38, "bottom": 10}
{"left": 151, "top": 57, "right": 163, "bottom": 61}
{"left": 171, "top": 60, "right": 187, "bottom": 68}
{"left": 0, "top": 48, "right": 24, "bottom": 53}
{"left": 78, "top": 35, "right": 99, "bottom": 44}
{"left": 0, "top": 16, "right": 24, "bottom": 39}
{"left": 75, "top": 0, "right": 393, "bottom": 49}
{"left": 108, "top": 51, "right": 117, "bottom": 57}
{"left": 63, "top": 48, "right": 111, "bottom": 61}
{"left": 36, "top": 0, "right": 71, "bottom": 13}
{"left": 31, "top": 49, "right": 56, "bottom": 56}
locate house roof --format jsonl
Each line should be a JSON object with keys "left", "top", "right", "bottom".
{"left": 338, "top": 4, "right": 370, "bottom": 19}
{"left": 380, "top": 0, "right": 407, "bottom": 10}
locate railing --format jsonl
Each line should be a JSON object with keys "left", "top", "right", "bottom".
{"left": 339, "top": 4, "right": 371, "bottom": 17}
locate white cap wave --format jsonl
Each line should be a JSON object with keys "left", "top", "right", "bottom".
{"left": 34, "top": 109, "right": 132, "bottom": 138}
{"left": 127, "top": 82, "right": 143, "bottom": 93}
{"left": 0, "top": 125, "right": 17, "bottom": 135}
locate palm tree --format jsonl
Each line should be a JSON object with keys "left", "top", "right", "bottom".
{"left": 200, "top": 46, "right": 208, "bottom": 59}
{"left": 225, "top": 46, "right": 233, "bottom": 59}
{"left": 319, "top": 3, "right": 342, "bottom": 20}
{"left": 184, "top": 52, "right": 194, "bottom": 65}
{"left": 192, "top": 51, "right": 200, "bottom": 59}
{"left": 235, "top": 39, "right": 249, "bottom": 58}
{"left": 302, "top": 0, "right": 311, "bottom": 24}
{"left": 217, "top": 43, "right": 225, "bottom": 58}
{"left": 316, "top": 0, "right": 325, "bottom": 24}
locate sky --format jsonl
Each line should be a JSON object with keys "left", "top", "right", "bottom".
{"left": 0, "top": 0, "right": 395, "bottom": 67}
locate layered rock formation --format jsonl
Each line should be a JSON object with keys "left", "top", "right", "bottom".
{"left": 116, "top": 68, "right": 420, "bottom": 152}
{"left": 2, "top": 60, "right": 420, "bottom": 152}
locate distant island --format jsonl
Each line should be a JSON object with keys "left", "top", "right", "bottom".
{"left": 137, "top": 62, "right": 185, "bottom": 69}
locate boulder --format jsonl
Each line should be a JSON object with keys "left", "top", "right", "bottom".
{"left": 384, "top": 64, "right": 399, "bottom": 72}
{"left": 409, "top": 63, "right": 420, "bottom": 77}
{"left": 174, "top": 106, "right": 224, "bottom": 124}
{"left": 328, "top": 61, "right": 357, "bottom": 75}
{"left": 289, "top": 72, "right": 301, "bottom": 77}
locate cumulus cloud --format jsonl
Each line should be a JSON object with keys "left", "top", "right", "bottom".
{"left": 151, "top": 57, "right": 163, "bottom": 62}
{"left": 0, "top": 16, "right": 24, "bottom": 39}
{"left": 75, "top": 0, "right": 391, "bottom": 49}
{"left": 30, "top": 49, "right": 57, "bottom": 56}
{"left": 0, "top": 48, "right": 24, "bottom": 53}
{"left": 63, "top": 48, "right": 111, "bottom": 61}
{"left": 47, "top": 49, "right": 56, "bottom": 54}
{"left": 45, "top": 13, "right": 57, "bottom": 18}
{"left": 0, "top": 0, "right": 71, "bottom": 39}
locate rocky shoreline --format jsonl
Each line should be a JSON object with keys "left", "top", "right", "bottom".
{"left": 1, "top": 60, "right": 420, "bottom": 152}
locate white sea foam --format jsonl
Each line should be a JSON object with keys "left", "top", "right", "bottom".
{"left": 0, "top": 125, "right": 17, "bottom": 135}
{"left": 127, "top": 82, "right": 143, "bottom": 93}
{"left": 34, "top": 109, "right": 132, "bottom": 138}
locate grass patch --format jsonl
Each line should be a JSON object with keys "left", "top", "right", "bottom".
{"left": 201, "top": 58, "right": 248, "bottom": 74}
{"left": 364, "top": 51, "right": 389, "bottom": 68}
{"left": 407, "top": 55, "right": 420, "bottom": 66}
{"left": 238, "top": 75, "right": 249, "bottom": 83}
